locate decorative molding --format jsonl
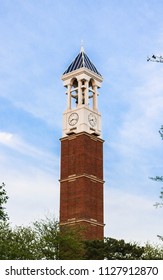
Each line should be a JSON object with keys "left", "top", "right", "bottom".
{"left": 60, "top": 131, "right": 104, "bottom": 143}
{"left": 60, "top": 218, "right": 104, "bottom": 227}
{"left": 60, "top": 173, "right": 105, "bottom": 184}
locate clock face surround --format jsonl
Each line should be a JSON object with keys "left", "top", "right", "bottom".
{"left": 88, "top": 113, "right": 97, "bottom": 127}
{"left": 68, "top": 113, "right": 79, "bottom": 126}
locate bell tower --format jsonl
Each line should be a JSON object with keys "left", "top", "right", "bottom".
{"left": 60, "top": 47, "right": 104, "bottom": 240}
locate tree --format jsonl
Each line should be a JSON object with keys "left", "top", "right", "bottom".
{"left": 0, "top": 217, "right": 85, "bottom": 260}
{"left": 0, "top": 218, "right": 163, "bottom": 260}
{"left": 84, "top": 239, "right": 105, "bottom": 260}
{"left": 59, "top": 225, "right": 85, "bottom": 260}
{"left": 84, "top": 238, "right": 145, "bottom": 260}
{"left": 0, "top": 184, "right": 162, "bottom": 260}
{"left": 0, "top": 223, "right": 41, "bottom": 260}
{"left": 0, "top": 183, "right": 9, "bottom": 221}
{"left": 84, "top": 238, "right": 163, "bottom": 260}
{"left": 143, "top": 243, "right": 163, "bottom": 260}
{"left": 0, "top": 222, "right": 13, "bottom": 259}
{"left": 104, "top": 238, "right": 145, "bottom": 260}
{"left": 33, "top": 218, "right": 85, "bottom": 260}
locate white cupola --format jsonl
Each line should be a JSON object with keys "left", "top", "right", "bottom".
{"left": 61, "top": 47, "right": 103, "bottom": 137}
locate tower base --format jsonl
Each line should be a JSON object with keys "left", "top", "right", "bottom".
{"left": 60, "top": 132, "right": 104, "bottom": 240}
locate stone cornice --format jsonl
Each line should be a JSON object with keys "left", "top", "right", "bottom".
{"left": 60, "top": 173, "right": 104, "bottom": 184}
{"left": 60, "top": 131, "right": 104, "bottom": 143}
{"left": 60, "top": 218, "right": 104, "bottom": 227}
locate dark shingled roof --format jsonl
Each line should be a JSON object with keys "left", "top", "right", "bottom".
{"left": 63, "top": 49, "right": 102, "bottom": 76}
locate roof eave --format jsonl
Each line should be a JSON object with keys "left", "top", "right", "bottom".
{"left": 61, "top": 67, "right": 103, "bottom": 83}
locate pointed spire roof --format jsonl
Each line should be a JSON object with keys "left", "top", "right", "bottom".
{"left": 63, "top": 47, "right": 102, "bottom": 76}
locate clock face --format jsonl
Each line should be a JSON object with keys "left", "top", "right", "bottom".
{"left": 88, "top": 113, "right": 97, "bottom": 127}
{"left": 68, "top": 113, "right": 79, "bottom": 126}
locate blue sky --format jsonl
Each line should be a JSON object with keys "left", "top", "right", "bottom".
{"left": 0, "top": 0, "right": 163, "bottom": 244}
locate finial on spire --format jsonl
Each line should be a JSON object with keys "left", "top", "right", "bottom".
{"left": 80, "top": 39, "right": 85, "bottom": 53}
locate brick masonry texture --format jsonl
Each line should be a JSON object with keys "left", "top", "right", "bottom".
{"left": 60, "top": 132, "right": 104, "bottom": 240}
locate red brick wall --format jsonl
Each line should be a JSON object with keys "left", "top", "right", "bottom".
{"left": 60, "top": 178, "right": 103, "bottom": 222}
{"left": 79, "top": 221, "right": 104, "bottom": 240}
{"left": 60, "top": 133, "right": 103, "bottom": 179}
{"left": 60, "top": 132, "right": 104, "bottom": 240}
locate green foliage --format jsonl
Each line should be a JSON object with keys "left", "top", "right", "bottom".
{"left": 0, "top": 222, "right": 41, "bottom": 259}
{"left": 0, "top": 221, "right": 12, "bottom": 259}
{"left": 33, "top": 217, "right": 60, "bottom": 259}
{"left": 104, "top": 238, "right": 144, "bottom": 260}
{"left": 84, "top": 238, "right": 163, "bottom": 260}
{"left": 0, "top": 218, "right": 163, "bottom": 260}
{"left": 0, "top": 184, "right": 85, "bottom": 260}
{"left": 59, "top": 225, "right": 85, "bottom": 260}
{"left": 84, "top": 239, "right": 105, "bottom": 259}
{"left": 0, "top": 184, "right": 162, "bottom": 260}
{"left": 84, "top": 238, "right": 144, "bottom": 260}
{"left": 33, "top": 218, "right": 85, "bottom": 260}
{"left": 0, "top": 217, "right": 85, "bottom": 260}
{"left": 0, "top": 183, "right": 9, "bottom": 221}
{"left": 142, "top": 243, "right": 163, "bottom": 260}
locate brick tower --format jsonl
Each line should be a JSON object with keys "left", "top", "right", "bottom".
{"left": 60, "top": 47, "right": 104, "bottom": 240}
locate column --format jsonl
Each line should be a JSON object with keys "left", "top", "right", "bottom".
{"left": 85, "top": 80, "right": 89, "bottom": 106}
{"left": 93, "top": 85, "right": 98, "bottom": 110}
{"left": 77, "top": 79, "right": 82, "bottom": 106}
{"left": 67, "top": 84, "right": 71, "bottom": 109}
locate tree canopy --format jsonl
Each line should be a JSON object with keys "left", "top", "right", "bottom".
{"left": 0, "top": 183, "right": 9, "bottom": 222}
{"left": 0, "top": 183, "right": 162, "bottom": 260}
{"left": 0, "top": 217, "right": 163, "bottom": 260}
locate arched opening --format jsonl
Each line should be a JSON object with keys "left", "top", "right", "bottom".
{"left": 70, "top": 78, "right": 78, "bottom": 108}
{"left": 88, "top": 78, "right": 95, "bottom": 109}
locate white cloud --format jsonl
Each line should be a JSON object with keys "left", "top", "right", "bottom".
{"left": 105, "top": 59, "right": 163, "bottom": 161}
{"left": 0, "top": 132, "right": 13, "bottom": 143}
{"left": 0, "top": 134, "right": 60, "bottom": 227}
{"left": 1, "top": 160, "right": 60, "bottom": 226}
{"left": 105, "top": 188, "right": 163, "bottom": 245}
{"left": 0, "top": 131, "right": 55, "bottom": 164}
